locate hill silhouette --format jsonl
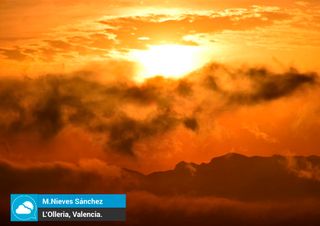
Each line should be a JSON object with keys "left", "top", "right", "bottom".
{"left": 141, "top": 153, "right": 320, "bottom": 200}
{"left": 1, "top": 153, "right": 320, "bottom": 225}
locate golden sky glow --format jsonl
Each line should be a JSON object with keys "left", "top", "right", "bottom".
{"left": 1, "top": 0, "right": 320, "bottom": 77}
{"left": 0, "top": 0, "right": 320, "bottom": 173}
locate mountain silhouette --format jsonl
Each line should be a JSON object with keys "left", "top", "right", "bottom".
{"left": 140, "top": 153, "right": 320, "bottom": 201}
{"left": 1, "top": 153, "right": 320, "bottom": 225}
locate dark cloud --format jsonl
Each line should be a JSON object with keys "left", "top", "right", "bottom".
{"left": 0, "top": 74, "right": 194, "bottom": 155}
{"left": 183, "top": 117, "right": 199, "bottom": 131}
{"left": 107, "top": 113, "right": 179, "bottom": 155}
{"left": 176, "top": 80, "right": 193, "bottom": 97}
{"left": 121, "top": 85, "right": 161, "bottom": 105}
{"left": 203, "top": 75, "right": 219, "bottom": 91}
{"left": 199, "top": 65, "right": 317, "bottom": 105}
{"left": 0, "top": 63, "right": 317, "bottom": 156}
{"left": 228, "top": 68, "right": 317, "bottom": 104}
{"left": 31, "top": 86, "right": 64, "bottom": 138}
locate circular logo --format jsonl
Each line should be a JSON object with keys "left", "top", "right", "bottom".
{"left": 11, "top": 195, "right": 37, "bottom": 221}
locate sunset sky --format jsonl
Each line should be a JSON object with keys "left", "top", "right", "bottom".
{"left": 0, "top": 0, "right": 320, "bottom": 174}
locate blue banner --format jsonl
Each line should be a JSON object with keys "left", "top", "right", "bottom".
{"left": 11, "top": 194, "right": 126, "bottom": 222}
{"left": 38, "top": 194, "right": 126, "bottom": 208}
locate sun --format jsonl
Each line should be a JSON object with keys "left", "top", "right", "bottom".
{"left": 130, "top": 44, "right": 206, "bottom": 82}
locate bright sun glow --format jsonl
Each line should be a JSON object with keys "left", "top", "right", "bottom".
{"left": 130, "top": 44, "right": 207, "bottom": 82}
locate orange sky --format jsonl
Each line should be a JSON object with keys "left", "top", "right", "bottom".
{"left": 0, "top": 0, "right": 320, "bottom": 173}
{"left": 1, "top": 0, "right": 320, "bottom": 75}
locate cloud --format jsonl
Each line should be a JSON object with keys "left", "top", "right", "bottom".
{"left": 286, "top": 155, "right": 320, "bottom": 181}
{"left": 243, "top": 124, "right": 277, "bottom": 143}
{"left": 0, "top": 6, "right": 291, "bottom": 63}
{"left": 0, "top": 73, "right": 193, "bottom": 155}
{"left": 22, "top": 201, "right": 34, "bottom": 210}
{"left": 0, "top": 63, "right": 317, "bottom": 157}
{"left": 0, "top": 159, "right": 124, "bottom": 195}
{"left": 183, "top": 117, "right": 199, "bottom": 131}
{"left": 107, "top": 113, "right": 179, "bottom": 155}
{"left": 99, "top": 9, "right": 290, "bottom": 50}
{"left": 0, "top": 48, "right": 30, "bottom": 61}
{"left": 228, "top": 68, "right": 317, "bottom": 104}
{"left": 199, "top": 65, "right": 317, "bottom": 105}
{"left": 15, "top": 204, "right": 31, "bottom": 215}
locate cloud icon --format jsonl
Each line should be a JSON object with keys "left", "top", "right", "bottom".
{"left": 15, "top": 201, "right": 34, "bottom": 215}
{"left": 22, "top": 201, "right": 34, "bottom": 210}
